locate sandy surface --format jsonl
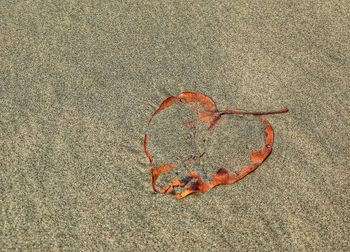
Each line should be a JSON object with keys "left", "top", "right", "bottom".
{"left": 1, "top": 1, "right": 349, "bottom": 251}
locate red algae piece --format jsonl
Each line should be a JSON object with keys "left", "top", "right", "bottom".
{"left": 151, "top": 163, "right": 176, "bottom": 192}
{"left": 183, "top": 120, "right": 196, "bottom": 129}
{"left": 151, "top": 96, "right": 180, "bottom": 119}
{"left": 178, "top": 92, "right": 217, "bottom": 112}
{"left": 145, "top": 91, "right": 288, "bottom": 199}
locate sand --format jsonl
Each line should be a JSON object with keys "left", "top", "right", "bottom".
{"left": 1, "top": 1, "right": 349, "bottom": 251}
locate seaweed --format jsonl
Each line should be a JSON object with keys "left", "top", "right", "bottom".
{"left": 145, "top": 92, "right": 288, "bottom": 199}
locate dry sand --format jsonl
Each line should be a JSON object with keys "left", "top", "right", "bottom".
{"left": 1, "top": 1, "right": 349, "bottom": 251}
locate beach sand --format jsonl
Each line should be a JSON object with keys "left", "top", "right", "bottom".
{"left": 1, "top": 1, "right": 349, "bottom": 251}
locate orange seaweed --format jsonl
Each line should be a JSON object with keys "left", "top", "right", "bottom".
{"left": 150, "top": 96, "right": 180, "bottom": 123}
{"left": 151, "top": 163, "right": 176, "bottom": 192}
{"left": 183, "top": 120, "right": 196, "bottom": 129}
{"left": 178, "top": 92, "right": 217, "bottom": 112}
{"left": 145, "top": 91, "right": 288, "bottom": 199}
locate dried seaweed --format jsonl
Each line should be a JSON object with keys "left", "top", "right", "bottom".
{"left": 145, "top": 92, "right": 288, "bottom": 199}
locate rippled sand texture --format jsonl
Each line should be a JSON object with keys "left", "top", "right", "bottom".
{"left": 1, "top": 1, "right": 349, "bottom": 251}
